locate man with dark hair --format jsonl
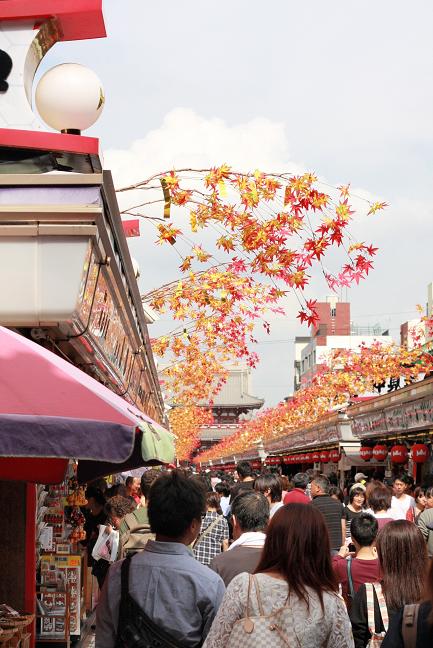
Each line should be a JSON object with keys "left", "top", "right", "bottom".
{"left": 311, "top": 475, "right": 346, "bottom": 551}
{"left": 210, "top": 491, "right": 269, "bottom": 586}
{"left": 140, "top": 468, "right": 160, "bottom": 502}
{"left": 96, "top": 470, "right": 225, "bottom": 647}
{"left": 229, "top": 460, "right": 255, "bottom": 502}
{"left": 390, "top": 474, "right": 415, "bottom": 519}
{"left": 283, "top": 472, "right": 310, "bottom": 505}
{"left": 332, "top": 513, "right": 380, "bottom": 605}
{"left": 254, "top": 473, "right": 284, "bottom": 517}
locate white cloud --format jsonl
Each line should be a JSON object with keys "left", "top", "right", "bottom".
{"left": 105, "top": 108, "right": 302, "bottom": 201}
{"left": 104, "top": 108, "right": 433, "bottom": 407}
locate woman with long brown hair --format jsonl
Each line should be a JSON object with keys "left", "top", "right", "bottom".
{"left": 382, "top": 557, "right": 433, "bottom": 646}
{"left": 350, "top": 520, "right": 428, "bottom": 647}
{"left": 203, "top": 504, "right": 354, "bottom": 647}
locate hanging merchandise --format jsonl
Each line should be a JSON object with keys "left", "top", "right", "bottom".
{"left": 373, "top": 444, "right": 388, "bottom": 461}
{"left": 390, "top": 444, "right": 408, "bottom": 464}
{"left": 411, "top": 443, "right": 429, "bottom": 463}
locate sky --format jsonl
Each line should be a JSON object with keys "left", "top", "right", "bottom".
{"left": 38, "top": 0, "right": 433, "bottom": 407}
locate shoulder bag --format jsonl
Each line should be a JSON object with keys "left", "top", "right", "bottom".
{"left": 365, "top": 582, "right": 389, "bottom": 647}
{"left": 346, "top": 556, "right": 355, "bottom": 602}
{"left": 192, "top": 515, "right": 222, "bottom": 549}
{"left": 226, "top": 574, "right": 298, "bottom": 648}
{"left": 115, "top": 554, "right": 187, "bottom": 648}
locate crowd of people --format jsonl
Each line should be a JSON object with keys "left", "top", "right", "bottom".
{"left": 84, "top": 461, "right": 433, "bottom": 647}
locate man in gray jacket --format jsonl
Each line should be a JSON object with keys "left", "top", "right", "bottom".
{"left": 96, "top": 470, "right": 225, "bottom": 647}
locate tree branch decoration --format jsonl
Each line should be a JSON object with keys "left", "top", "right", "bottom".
{"left": 194, "top": 340, "right": 433, "bottom": 463}
{"left": 118, "top": 167, "right": 386, "bottom": 459}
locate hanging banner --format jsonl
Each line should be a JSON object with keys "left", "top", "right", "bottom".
{"left": 122, "top": 219, "right": 140, "bottom": 238}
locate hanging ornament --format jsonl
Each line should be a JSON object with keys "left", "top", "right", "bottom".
{"left": 319, "top": 450, "right": 330, "bottom": 463}
{"left": 373, "top": 444, "right": 388, "bottom": 461}
{"left": 360, "top": 446, "right": 373, "bottom": 461}
{"left": 390, "top": 444, "right": 408, "bottom": 464}
{"left": 411, "top": 443, "right": 429, "bottom": 463}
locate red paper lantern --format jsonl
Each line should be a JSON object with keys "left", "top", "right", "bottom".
{"left": 319, "top": 450, "right": 330, "bottom": 463}
{"left": 373, "top": 444, "right": 388, "bottom": 461}
{"left": 390, "top": 445, "right": 408, "bottom": 464}
{"left": 412, "top": 444, "right": 429, "bottom": 463}
{"left": 304, "top": 453, "right": 313, "bottom": 463}
{"left": 311, "top": 452, "right": 320, "bottom": 462}
{"left": 360, "top": 446, "right": 373, "bottom": 461}
{"left": 330, "top": 449, "right": 340, "bottom": 462}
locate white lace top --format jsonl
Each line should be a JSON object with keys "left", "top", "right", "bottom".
{"left": 203, "top": 572, "right": 354, "bottom": 648}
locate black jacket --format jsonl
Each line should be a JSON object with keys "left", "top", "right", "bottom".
{"left": 382, "top": 602, "right": 433, "bottom": 648}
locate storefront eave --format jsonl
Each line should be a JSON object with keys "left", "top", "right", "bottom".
{"left": 347, "top": 375, "right": 433, "bottom": 419}
{"left": 0, "top": 170, "right": 165, "bottom": 423}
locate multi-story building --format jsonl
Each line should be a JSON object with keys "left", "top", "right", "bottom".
{"left": 293, "top": 336, "right": 310, "bottom": 392}
{"left": 400, "top": 282, "right": 433, "bottom": 350}
{"left": 295, "top": 296, "right": 391, "bottom": 389}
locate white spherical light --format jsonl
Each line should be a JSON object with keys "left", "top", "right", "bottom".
{"left": 35, "top": 63, "right": 105, "bottom": 133}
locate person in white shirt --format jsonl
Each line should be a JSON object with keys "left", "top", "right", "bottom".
{"left": 215, "top": 481, "right": 232, "bottom": 517}
{"left": 390, "top": 475, "right": 415, "bottom": 519}
{"left": 254, "top": 473, "right": 284, "bottom": 518}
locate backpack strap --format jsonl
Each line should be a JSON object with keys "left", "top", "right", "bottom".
{"left": 346, "top": 556, "right": 355, "bottom": 600}
{"left": 402, "top": 603, "right": 420, "bottom": 648}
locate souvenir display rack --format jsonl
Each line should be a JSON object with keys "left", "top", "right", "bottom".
{"left": 35, "top": 467, "right": 94, "bottom": 646}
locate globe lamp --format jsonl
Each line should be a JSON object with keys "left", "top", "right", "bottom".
{"left": 35, "top": 63, "right": 105, "bottom": 134}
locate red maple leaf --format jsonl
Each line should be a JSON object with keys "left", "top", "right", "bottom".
{"left": 365, "top": 245, "right": 379, "bottom": 256}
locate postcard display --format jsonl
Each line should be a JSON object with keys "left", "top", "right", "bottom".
{"left": 36, "top": 475, "right": 87, "bottom": 642}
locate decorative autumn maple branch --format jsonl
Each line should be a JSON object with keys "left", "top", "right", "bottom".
{"left": 195, "top": 340, "right": 433, "bottom": 463}
{"left": 118, "top": 166, "right": 387, "bottom": 459}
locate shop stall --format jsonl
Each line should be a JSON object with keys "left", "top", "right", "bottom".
{"left": 0, "top": 327, "right": 175, "bottom": 647}
{"left": 348, "top": 375, "right": 433, "bottom": 482}
{"left": 261, "top": 412, "right": 361, "bottom": 485}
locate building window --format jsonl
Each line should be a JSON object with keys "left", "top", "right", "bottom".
{"left": 331, "top": 307, "right": 336, "bottom": 317}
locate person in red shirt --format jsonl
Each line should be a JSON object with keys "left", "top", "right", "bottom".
{"left": 283, "top": 472, "right": 310, "bottom": 505}
{"left": 332, "top": 512, "right": 380, "bottom": 608}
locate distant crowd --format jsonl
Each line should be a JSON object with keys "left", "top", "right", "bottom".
{"left": 80, "top": 462, "right": 433, "bottom": 647}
